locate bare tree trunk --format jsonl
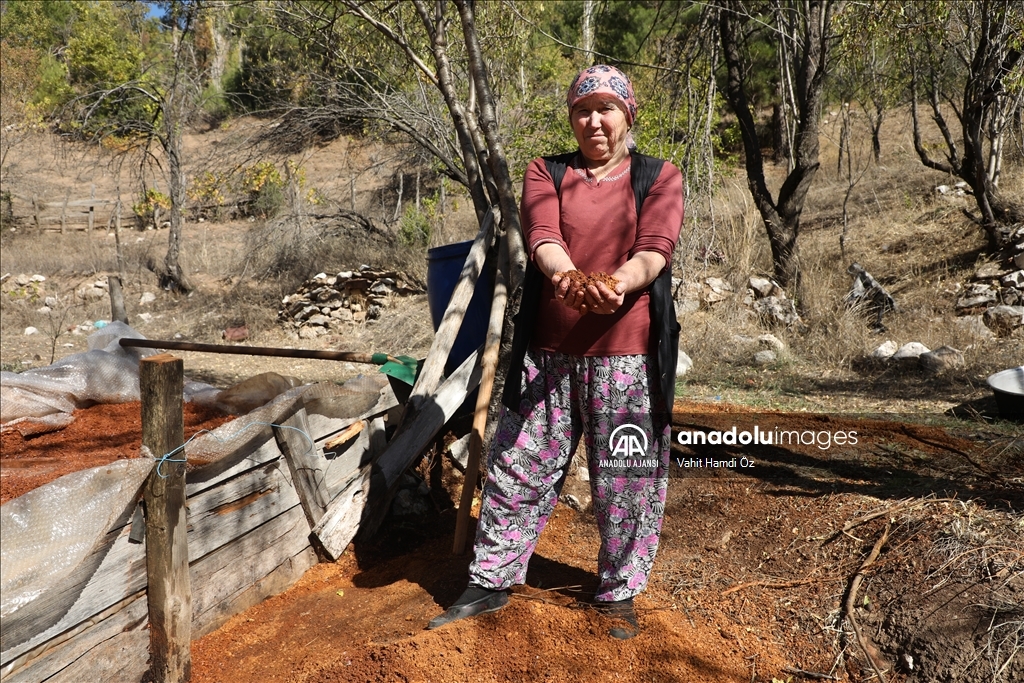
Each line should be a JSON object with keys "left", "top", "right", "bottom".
{"left": 455, "top": 0, "right": 526, "bottom": 290}
{"left": 163, "top": 95, "right": 192, "bottom": 293}
{"left": 411, "top": 0, "right": 492, "bottom": 222}
{"left": 718, "top": 0, "right": 836, "bottom": 301}
{"left": 582, "top": 0, "right": 596, "bottom": 61}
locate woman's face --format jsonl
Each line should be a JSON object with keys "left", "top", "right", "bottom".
{"left": 570, "top": 95, "right": 630, "bottom": 164}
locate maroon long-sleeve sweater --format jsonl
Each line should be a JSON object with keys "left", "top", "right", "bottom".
{"left": 520, "top": 154, "right": 684, "bottom": 356}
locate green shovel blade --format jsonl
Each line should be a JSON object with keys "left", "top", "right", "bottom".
{"left": 378, "top": 355, "right": 420, "bottom": 386}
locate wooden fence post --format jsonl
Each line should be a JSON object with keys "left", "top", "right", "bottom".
{"left": 88, "top": 184, "right": 95, "bottom": 234}
{"left": 141, "top": 354, "right": 192, "bottom": 683}
{"left": 31, "top": 195, "right": 40, "bottom": 232}
{"left": 60, "top": 190, "right": 69, "bottom": 234}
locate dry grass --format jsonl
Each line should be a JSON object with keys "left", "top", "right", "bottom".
{"left": 676, "top": 106, "right": 1022, "bottom": 415}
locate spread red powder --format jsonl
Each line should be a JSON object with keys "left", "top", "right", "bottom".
{"left": 1, "top": 402, "right": 232, "bottom": 504}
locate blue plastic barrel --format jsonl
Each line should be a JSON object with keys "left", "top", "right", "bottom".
{"left": 426, "top": 240, "right": 493, "bottom": 376}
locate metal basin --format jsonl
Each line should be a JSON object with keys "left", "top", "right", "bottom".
{"left": 987, "top": 366, "right": 1024, "bottom": 422}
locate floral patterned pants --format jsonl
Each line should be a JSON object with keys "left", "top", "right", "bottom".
{"left": 468, "top": 349, "right": 671, "bottom": 602}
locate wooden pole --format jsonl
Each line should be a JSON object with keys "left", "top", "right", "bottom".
{"left": 60, "top": 190, "right": 69, "bottom": 235}
{"left": 141, "top": 353, "right": 192, "bottom": 683}
{"left": 31, "top": 195, "right": 40, "bottom": 232}
{"left": 109, "top": 275, "right": 129, "bottom": 324}
{"left": 453, "top": 234, "right": 508, "bottom": 554}
{"left": 88, "top": 184, "right": 95, "bottom": 234}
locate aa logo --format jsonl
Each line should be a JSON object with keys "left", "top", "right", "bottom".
{"left": 609, "top": 424, "right": 649, "bottom": 458}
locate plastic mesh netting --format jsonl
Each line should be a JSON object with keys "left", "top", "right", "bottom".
{"left": 0, "top": 459, "right": 154, "bottom": 619}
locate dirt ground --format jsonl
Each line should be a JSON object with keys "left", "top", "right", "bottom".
{"left": 159, "top": 402, "right": 1022, "bottom": 683}
{"left": 0, "top": 386, "right": 1020, "bottom": 682}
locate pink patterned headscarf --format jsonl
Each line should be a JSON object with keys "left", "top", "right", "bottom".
{"left": 566, "top": 65, "right": 637, "bottom": 127}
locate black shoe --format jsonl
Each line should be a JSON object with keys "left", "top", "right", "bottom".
{"left": 595, "top": 597, "right": 639, "bottom": 640}
{"left": 426, "top": 585, "right": 509, "bottom": 630}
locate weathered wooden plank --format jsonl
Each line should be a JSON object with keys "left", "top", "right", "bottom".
{"left": 184, "top": 430, "right": 281, "bottom": 498}
{"left": 140, "top": 353, "right": 191, "bottom": 683}
{"left": 314, "top": 349, "right": 483, "bottom": 557}
{"left": 274, "top": 403, "right": 329, "bottom": 528}
{"left": 454, "top": 233, "right": 510, "bottom": 554}
{"left": 0, "top": 507, "right": 145, "bottom": 668}
{"left": 311, "top": 466, "right": 373, "bottom": 561}
{"left": 2, "top": 593, "right": 148, "bottom": 683}
{"left": 190, "top": 505, "right": 315, "bottom": 638}
{"left": 186, "top": 459, "right": 302, "bottom": 564}
{"left": 305, "top": 384, "right": 399, "bottom": 444}
{"left": 407, "top": 209, "right": 493, "bottom": 410}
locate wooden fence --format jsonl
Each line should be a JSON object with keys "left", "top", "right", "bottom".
{"left": 8, "top": 191, "right": 125, "bottom": 234}
{"left": 0, "top": 209, "right": 500, "bottom": 683}
{"left": 0, "top": 366, "right": 400, "bottom": 683}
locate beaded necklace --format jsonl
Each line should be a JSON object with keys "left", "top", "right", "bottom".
{"left": 572, "top": 154, "right": 631, "bottom": 185}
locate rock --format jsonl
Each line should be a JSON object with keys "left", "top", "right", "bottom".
{"left": 36, "top": 306, "right": 51, "bottom": 314}
{"left": 752, "top": 296, "right": 800, "bottom": 327}
{"left": 919, "top": 346, "right": 964, "bottom": 375}
{"left": 675, "top": 298, "right": 700, "bottom": 315}
{"left": 350, "top": 302, "right": 363, "bottom": 313}
{"left": 23, "top": 326, "right": 39, "bottom": 335}
{"left": 703, "top": 289, "right": 730, "bottom": 304}
{"left": 306, "top": 314, "right": 330, "bottom": 326}
{"left": 1001, "top": 287, "right": 1022, "bottom": 305}
{"left": 869, "top": 340, "right": 899, "bottom": 360}
{"left": 222, "top": 325, "right": 249, "bottom": 342}
{"left": 313, "top": 272, "right": 327, "bottom": 281}
{"left": 29, "top": 274, "right": 46, "bottom": 282}
{"left": 391, "top": 487, "right": 431, "bottom": 517}
{"left": 974, "top": 262, "right": 1008, "bottom": 280}
{"left": 338, "top": 271, "right": 353, "bottom": 279}
{"left": 676, "top": 350, "right": 693, "bottom": 376}
{"left": 14, "top": 274, "right": 30, "bottom": 286}
{"left": 705, "top": 277, "right": 733, "bottom": 293}
{"left": 984, "top": 305, "right": 1024, "bottom": 335}
{"left": 138, "top": 312, "right": 153, "bottom": 323}
{"left": 753, "top": 350, "right": 777, "bottom": 365}
{"left": 76, "top": 285, "right": 106, "bottom": 301}
{"left": 44, "top": 296, "right": 58, "bottom": 307}
{"left": 748, "top": 276, "right": 775, "bottom": 298}
{"left": 892, "top": 342, "right": 930, "bottom": 361}
{"left": 956, "top": 284, "right": 998, "bottom": 309}
{"left": 561, "top": 494, "right": 583, "bottom": 511}
{"left": 953, "top": 315, "right": 995, "bottom": 341}
{"left": 1001, "top": 270, "right": 1024, "bottom": 288}
{"left": 298, "top": 326, "right": 319, "bottom": 340}
{"left": 757, "top": 333, "right": 785, "bottom": 352}
{"left": 1014, "top": 253, "right": 1024, "bottom": 270}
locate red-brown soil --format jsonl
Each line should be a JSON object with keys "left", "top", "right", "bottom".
{"left": 188, "top": 402, "right": 1023, "bottom": 683}
{"left": 0, "top": 401, "right": 232, "bottom": 504}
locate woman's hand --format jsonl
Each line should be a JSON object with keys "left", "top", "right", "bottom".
{"left": 583, "top": 251, "right": 666, "bottom": 314}
{"left": 552, "top": 271, "right": 587, "bottom": 311}
{"left": 581, "top": 280, "right": 626, "bottom": 314}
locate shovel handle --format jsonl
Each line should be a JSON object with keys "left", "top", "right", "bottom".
{"left": 119, "top": 338, "right": 397, "bottom": 364}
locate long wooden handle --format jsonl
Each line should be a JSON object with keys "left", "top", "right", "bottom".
{"left": 119, "top": 338, "right": 396, "bottom": 364}
{"left": 453, "top": 233, "right": 509, "bottom": 555}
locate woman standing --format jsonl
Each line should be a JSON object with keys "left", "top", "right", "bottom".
{"left": 429, "top": 65, "right": 683, "bottom": 639}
